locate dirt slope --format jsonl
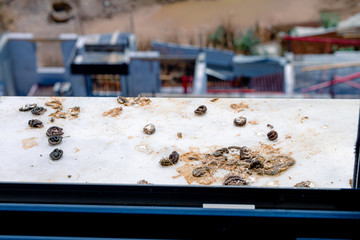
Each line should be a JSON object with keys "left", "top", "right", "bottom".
{"left": 2, "top": 0, "right": 359, "bottom": 44}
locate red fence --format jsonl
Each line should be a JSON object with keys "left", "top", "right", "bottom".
{"left": 182, "top": 72, "right": 284, "bottom": 94}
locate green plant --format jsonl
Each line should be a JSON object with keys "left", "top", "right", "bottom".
{"left": 319, "top": 12, "right": 339, "bottom": 28}
{"left": 334, "top": 46, "right": 355, "bottom": 52}
{"left": 207, "top": 26, "right": 222, "bottom": 48}
{"left": 234, "top": 29, "right": 259, "bottom": 55}
{"left": 206, "top": 19, "right": 236, "bottom": 49}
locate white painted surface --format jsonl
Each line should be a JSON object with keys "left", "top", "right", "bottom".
{"left": 0, "top": 96, "right": 358, "bottom": 188}
{"left": 203, "top": 203, "right": 255, "bottom": 209}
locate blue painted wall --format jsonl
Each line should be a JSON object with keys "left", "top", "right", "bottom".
{"left": 8, "top": 39, "right": 39, "bottom": 96}
{"left": 60, "top": 35, "right": 87, "bottom": 96}
{"left": 233, "top": 61, "right": 284, "bottom": 78}
{"left": 151, "top": 41, "right": 235, "bottom": 68}
{"left": 0, "top": 35, "right": 15, "bottom": 95}
{"left": 0, "top": 33, "right": 87, "bottom": 96}
{"left": 127, "top": 51, "right": 160, "bottom": 97}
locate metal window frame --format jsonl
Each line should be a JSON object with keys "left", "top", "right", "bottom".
{"left": 0, "top": 202, "right": 358, "bottom": 239}
{"left": 0, "top": 109, "right": 359, "bottom": 239}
